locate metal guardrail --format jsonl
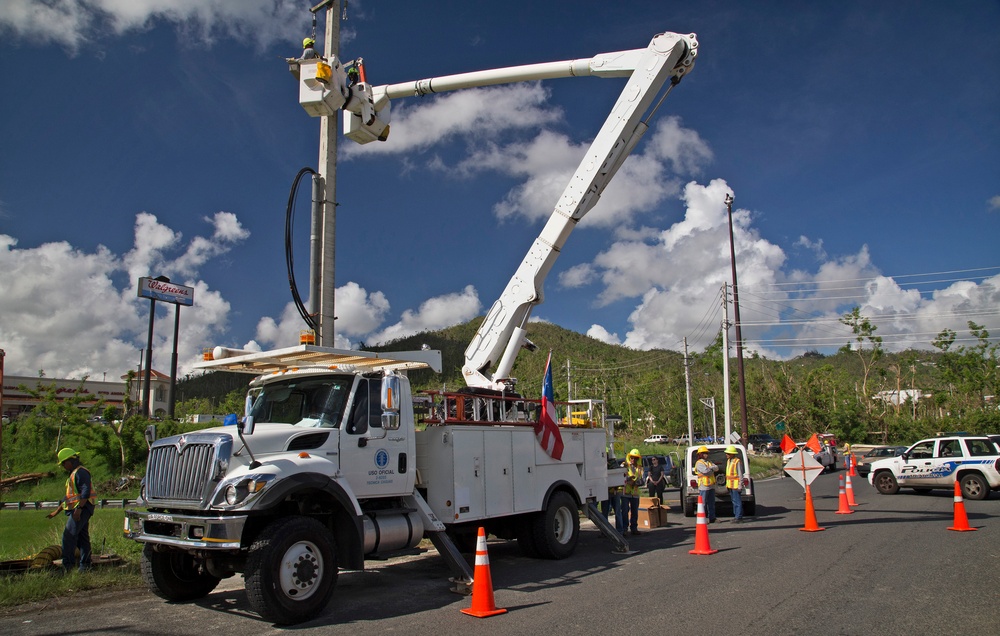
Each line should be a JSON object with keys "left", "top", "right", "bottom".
{"left": 0, "top": 499, "right": 138, "bottom": 511}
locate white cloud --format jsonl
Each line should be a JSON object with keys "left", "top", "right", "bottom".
{"left": 0, "top": 0, "right": 308, "bottom": 53}
{"left": 587, "top": 324, "right": 620, "bottom": 346}
{"left": 369, "top": 285, "right": 481, "bottom": 345}
{"left": 0, "top": 211, "right": 248, "bottom": 378}
{"left": 989, "top": 195, "right": 1000, "bottom": 211}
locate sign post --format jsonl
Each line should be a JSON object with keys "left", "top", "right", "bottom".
{"left": 783, "top": 448, "right": 824, "bottom": 491}
{"left": 137, "top": 277, "right": 194, "bottom": 419}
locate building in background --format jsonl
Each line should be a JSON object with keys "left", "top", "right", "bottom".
{"left": 1, "top": 371, "right": 170, "bottom": 420}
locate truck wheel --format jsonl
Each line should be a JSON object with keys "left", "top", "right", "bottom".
{"left": 681, "top": 486, "right": 695, "bottom": 517}
{"left": 873, "top": 470, "right": 899, "bottom": 495}
{"left": 960, "top": 473, "right": 989, "bottom": 500}
{"left": 245, "top": 516, "right": 337, "bottom": 625}
{"left": 141, "top": 544, "right": 221, "bottom": 601}
{"left": 744, "top": 497, "right": 756, "bottom": 517}
{"left": 531, "top": 491, "right": 579, "bottom": 559}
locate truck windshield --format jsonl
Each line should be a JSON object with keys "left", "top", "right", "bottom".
{"left": 248, "top": 376, "right": 353, "bottom": 428}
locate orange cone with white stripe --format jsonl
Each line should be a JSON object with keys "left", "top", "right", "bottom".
{"left": 461, "top": 527, "right": 508, "bottom": 617}
{"left": 800, "top": 485, "right": 826, "bottom": 532}
{"left": 845, "top": 473, "right": 859, "bottom": 506}
{"left": 835, "top": 473, "right": 854, "bottom": 514}
{"left": 947, "top": 480, "right": 976, "bottom": 532}
{"left": 847, "top": 451, "right": 857, "bottom": 477}
{"left": 688, "top": 495, "right": 718, "bottom": 555}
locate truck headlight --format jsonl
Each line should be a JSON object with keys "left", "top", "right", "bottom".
{"left": 218, "top": 473, "right": 275, "bottom": 508}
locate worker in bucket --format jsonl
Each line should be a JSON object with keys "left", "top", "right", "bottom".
{"left": 48, "top": 448, "right": 96, "bottom": 572}
{"left": 301, "top": 37, "right": 318, "bottom": 59}
{"left": 694, "top": 446, "right": 719, "bottom": 523}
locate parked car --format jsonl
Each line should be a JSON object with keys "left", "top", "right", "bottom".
{"left": 643, "top": 434, "right": 671, "bottom": 444}
{"left": 672, "top": 434, "right": 691, "bottom": 445}
{"left": 868, "top": 435, "right": 1000, "bottom": 500}
{"left": 679, "top": 444, "right": 756, "bottom": 517}
{"left": 746, "top": 434, "right": 780, "bottom": 455}
{"left": 855, "top": 445, "right": 907, "bottom": 478}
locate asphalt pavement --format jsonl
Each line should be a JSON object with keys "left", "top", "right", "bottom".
{"left": 2, "top": 471, "right": 997, "bottom": 635}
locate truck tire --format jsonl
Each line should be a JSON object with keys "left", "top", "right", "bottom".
{"left": 141, "top": 544, "right": 221, "bottom": 601}
{"left": 960, "top": 473, "right": 989, "bottom": 500}
{"left": 681, "top": 485, "right": 695, "bottom": 517}
{"left": 744, "top": 496, "right": 757, "bottom": 517}
{"left": 530, "top": 491, "right": 579, "bottom": 559}
{"left": 245, "top": 516, "right": 337, "bottom": 625}
{"left": 872, "top": 470, "right": 900, "bottom": 495}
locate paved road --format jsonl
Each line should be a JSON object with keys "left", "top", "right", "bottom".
{"left": 3, "top": 473, "right": 997, "bottom": 635}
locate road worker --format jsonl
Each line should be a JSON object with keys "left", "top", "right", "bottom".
{"left": 694, "top": 445, "right": 718, "bottom": 523}
{"left": 622, "top": 449, "right": 643, "bottom": 535}
{"left": 49, "top": 448, "right": 96, "bottom": 572}
{"left": 725, "top": 445, "right": 744, "bottom": 523}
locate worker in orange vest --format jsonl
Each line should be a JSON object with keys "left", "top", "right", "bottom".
{"left": 49, "top": 448, "right": 96, "bottom": 573}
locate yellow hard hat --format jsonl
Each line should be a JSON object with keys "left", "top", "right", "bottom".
{"left": 724, "top": 445, "right": 739, "bottom": 454}
{"left": 696, "top": 445, "right": 710, "bottom": 454}
{"left": 57, "top": 447, "right": 79, "bottom": 464}
{"left": 303, "top": 37, "right": 315, "bottom": 47}
{"left": 628, "top": 448, "right": 641, "bottom": 458}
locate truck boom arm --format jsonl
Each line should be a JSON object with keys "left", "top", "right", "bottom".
{"left": 295, "top": 31, "right": 697, "bottom": 391}
{"left": 457, "top": 32, "right": 697, "bottom": 389}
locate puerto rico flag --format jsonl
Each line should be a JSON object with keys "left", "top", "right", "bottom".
{"left": 536, "top": 351, "right": 565, "bottom": 460}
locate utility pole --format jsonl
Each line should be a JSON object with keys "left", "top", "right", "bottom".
{"left": 566, "top": 359, "right": 572, "bottom": 401}
{"left": 683, "top": 338, "right": 694, "bottom": 441}
{"left": 312, "top": 0, "right": 342, "bottom": 346}
{"left": 725, "top": 193, "right": 749, "bottom": 442}
{"left": 721, "top": 284, "right": 732, "bottom": 441}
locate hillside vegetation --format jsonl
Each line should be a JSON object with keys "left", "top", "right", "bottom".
{"left": 3, "top": 317, "right": 996, "bottom": 490}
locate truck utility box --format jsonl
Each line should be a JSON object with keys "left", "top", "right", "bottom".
{"left": 416, "top": 424, "right": 608, "bottom": 522}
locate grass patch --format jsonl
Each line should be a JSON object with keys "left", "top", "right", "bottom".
{"left": 0, "top": 508, "right": 144, "bottom": 608}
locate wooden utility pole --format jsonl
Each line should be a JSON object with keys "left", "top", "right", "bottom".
{"left": 725, "top": 194, "right": 749, "bottom": 442}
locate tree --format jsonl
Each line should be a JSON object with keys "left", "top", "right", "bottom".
{"left": 839, "top": 307, "right": 883, "bottom": 421}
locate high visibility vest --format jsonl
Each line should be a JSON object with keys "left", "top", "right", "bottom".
{"left": 64, "top": 466, "right": 96, "bottom": 510}
{"left": 624, "top": 461, "right": 643, "bottom": 496}
{"left": 726, "top": 457, "right": 742, "bottom": 489}
{"left": 695, "top": 459, "right": 716, "bottom": 489}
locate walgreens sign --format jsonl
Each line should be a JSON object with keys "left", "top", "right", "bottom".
{"left": 137, "top": 277, "right": 194, "bottom": 306}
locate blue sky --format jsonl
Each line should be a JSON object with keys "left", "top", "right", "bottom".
{"left": 1, "top": 0, "right": 998, "bottom": 380}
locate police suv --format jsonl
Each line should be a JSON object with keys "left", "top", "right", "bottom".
{"left": 867, "top": 435, "right": 1000, "bottom": 500}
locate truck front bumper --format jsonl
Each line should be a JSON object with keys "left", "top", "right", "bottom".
{"left": 125, "top": 508, "right": 247, "bottom": 550}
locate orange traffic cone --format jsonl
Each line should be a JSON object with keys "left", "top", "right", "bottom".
{"left": 835, "top": 474, "right": 854, "bottom": 514}
{"left": 847, "top": 452, "right": 857, "bottom": 477}
{"left": 688, "top": 495, "right": 718, "bottom": 555}
{"left": 461, "top": 527, "right": 508, "bottom": 617}
{"left": 800, "top": 485, "right": 826, "bottom": 532}
{"left": 947, "top": 481, "right": 977, "bottom": 532}
{"left": 845, "top": 473, "right": 859, "bottom": 506}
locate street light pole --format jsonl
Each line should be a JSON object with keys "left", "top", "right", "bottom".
{"left": 725, "top": 194, "right": 749, "bottom": 442}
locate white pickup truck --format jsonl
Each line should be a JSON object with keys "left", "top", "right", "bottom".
{"left": 868, "top": 435, "right": 1000, "bottom": 500}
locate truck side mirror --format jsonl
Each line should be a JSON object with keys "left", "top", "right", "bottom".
{"left": 242, "top": 415, "right": 256, "bottom": 436}
{"left": 144, "top": 424, "right": 157, "bottom": 449}
{"left": 381, "top": 374, "right": 401, "bottom": 430}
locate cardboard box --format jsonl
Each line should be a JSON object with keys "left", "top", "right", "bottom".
{"left": 638, "top": 506, "right": 662, "bottom": 529}
{"left": 639, "top": 496, "right": 660, "bottom": 508}
{"left": 657, "top": 507, "right": 669, "bottom": 526}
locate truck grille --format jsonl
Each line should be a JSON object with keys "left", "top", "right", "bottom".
{"left": 146, "top": 442, "right": 218, "bottom": 502}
